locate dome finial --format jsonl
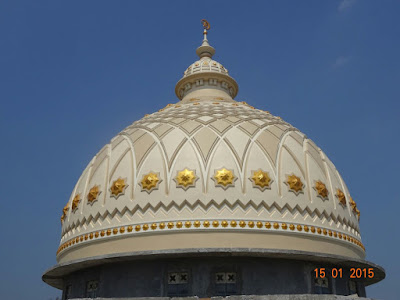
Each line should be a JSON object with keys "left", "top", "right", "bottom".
{"left": 201, "top": 19, "right": 210, "bottom": 39}
{"left": 196, "top": 19, "right": 215, "bottom": 58}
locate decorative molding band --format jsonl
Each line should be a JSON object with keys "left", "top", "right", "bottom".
{"left": 56, "top": 219, "right": 365, "bottom": 256}
{"left": 175, "top": 72, "right": 239, "bottom": 100}
{"left": 61, "top": 199, "right": 360, "bottom": 238}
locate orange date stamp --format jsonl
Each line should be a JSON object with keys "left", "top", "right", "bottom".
{"left": 314, "top": 268, "right": 375, "bottom": 279}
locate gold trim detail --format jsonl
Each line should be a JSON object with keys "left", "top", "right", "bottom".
{"left": 61, "top": 203, "right": 69, "bottom": 223}
{"left": 140, "top": 172, "right": 161, "bottom": 194}
{"left": 285, "top": 174, "right": 304, "bottom": 195}
{"left": 110, "top": 178, "right": 127, "bottom": 199}
{"left": 250, "top": 169, "right": 272, "bottom": 191}
{"left": 336, "top": 189, "right": 346, "bottom": 206}
{"left": 174, "top": 168, "right": 198, "bottom": 190}
{"left": 213, "top": 168, "right": 236, "bottom": 189}
{"left": 350, "top": 197, "right": 360, "bottom": 220}
{"left": 201, "top": 19, "right": 210, "bottom": 30}
{"left": 56, "top": 220, "right": 365, "bottom": 255}
{"left": 314, "top": 181, "right": 328, "bottom": 200}
{"left": 71, "top": 194, "right": 81, "bottom": 212}
{"left": 87, "top": 185, "right": 101, "bottom": 204}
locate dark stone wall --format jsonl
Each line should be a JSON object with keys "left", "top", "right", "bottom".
{"left": 62, "top": 257, "right": 366, "bottom": 299}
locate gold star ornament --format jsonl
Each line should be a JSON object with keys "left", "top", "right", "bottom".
{"left": 355, "top": 207, "right": 360, "bottom": 220}
{"left": 213, "top": 168, "right": 236, "bottom": 189}
{"left": 250, "top": 169, "right": 272, "bottom": 191}
{"left": 350, "top": 197, "right": 360, "bottom": 220}
{"left": 110, "top": 178, "right": 128, "bottom": 199}
{"left": 87, "top": 185, "right": 101, "bottom": 204}
{"left": 174, "top": 168, "right": 198, "bottom": 190}
{"left": 314, "top": 180, "right": 329, "bottom": 200}
{"left": 336, "top": 189, "right": 346, "bottom": 206}
{"left": 61, "top": 203, "right": 69, "bottom": 223}
{"left": 140, "top": 172, "right": 162, "bottom": 193}
{"left": 285, "top": 174, "right": 304, "bottom": 195}
{"left": 71, "top": 194, "right": 81, "bottom": 211}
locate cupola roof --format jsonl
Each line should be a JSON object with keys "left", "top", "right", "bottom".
{"left": 175, "top": 20, "right": 238, "bottom": 101}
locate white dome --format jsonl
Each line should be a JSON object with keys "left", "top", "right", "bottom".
{"left": 58, "top": 98, "right": 363, "bottom": 263}
{"left": 56, "top": 30, "right": 364, "bottom": 265}
{"left": 184, "top": 57, "right": 229, "bottom": 77}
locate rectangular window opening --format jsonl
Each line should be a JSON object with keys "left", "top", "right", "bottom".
{"left": 167, "top": 272, "right": 190, "bottom": 297}
{"left": 86, "top": 280, "right": 99, "bottom": 299}
{"left": 314, "top": 275, "right": 331, "bottom": 294}
{"left": 348, "top": 280, "right": 358, "bottom": 296}
{"left": 215, "top": 272, "right": 237, "bottom": 296}
{"left": 63, "top": 285, "right": 72, "bottom": 300}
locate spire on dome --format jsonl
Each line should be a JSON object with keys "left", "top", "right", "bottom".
{"left": 175, "top": 20, "right": 239, "bottom": 100}
{"left": 196, "top": 19, "right": 216, "bottom": 58}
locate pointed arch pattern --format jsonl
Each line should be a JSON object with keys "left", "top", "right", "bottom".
{"left": 60, "top": 101, "right": 361, "bottom": 253}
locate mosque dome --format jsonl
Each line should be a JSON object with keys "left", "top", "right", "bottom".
{"left": 44, "top": 22, "right": 385, "bottom": 300}
{"left": 56, "top": 26, "right": 365, "bottom": 266}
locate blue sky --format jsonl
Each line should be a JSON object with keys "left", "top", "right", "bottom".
{"left": 0, "top": 1, "right": 399, "bottom": 299}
